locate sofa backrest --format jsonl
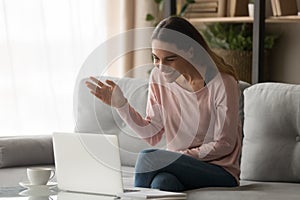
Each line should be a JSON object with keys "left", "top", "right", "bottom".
{"left": 75, "top": 76, "right": 250, "bottom": 167}
{"left": 240, "top": 82, "right": 300, "bottom": 182}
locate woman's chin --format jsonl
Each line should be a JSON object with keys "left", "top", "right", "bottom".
{"left": 162, "top": 71, "right": 181, "bottom": 83}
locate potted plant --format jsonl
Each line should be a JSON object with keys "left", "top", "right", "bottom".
{"left": 201, "top": 23, "right": 278, "bottom": 83}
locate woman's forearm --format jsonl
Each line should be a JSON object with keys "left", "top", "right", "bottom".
{"left": 116, "top": 102, "right": 164, "bottom": 146}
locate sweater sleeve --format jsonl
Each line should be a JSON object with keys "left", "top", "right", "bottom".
{"left": 116, "top": 74, "right": 165, "bottom": 146}
{"left": 185, "top": 75, "right": 241, "bottom": 161}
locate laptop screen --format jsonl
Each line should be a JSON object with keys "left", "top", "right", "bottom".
{"left": 52, "top": 132, "right": 123, "bottom": 196}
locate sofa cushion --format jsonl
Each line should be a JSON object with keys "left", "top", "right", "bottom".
{"left": 241, "top": 83, "right": 300, "bottom": 182}
{"left": 0, "top": 135, "right": 54, "bottom": 168}
{"left": 186, "top": 180, "right": 300, "bottom": 200}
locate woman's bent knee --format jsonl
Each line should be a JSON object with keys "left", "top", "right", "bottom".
{"left": 150, "top": 172, "right": 184, "bottom": 192}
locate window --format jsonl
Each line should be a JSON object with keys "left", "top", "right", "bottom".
{"left": 0, "top": 0, "right": 107, "bottom": 136}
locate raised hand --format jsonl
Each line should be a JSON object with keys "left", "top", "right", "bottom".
{"left": 85, "top": 77, "right": 127, "bottom": 108}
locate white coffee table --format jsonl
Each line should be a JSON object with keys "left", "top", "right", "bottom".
{"left": 0, "top": 186, "right": 117, "bottom": 200}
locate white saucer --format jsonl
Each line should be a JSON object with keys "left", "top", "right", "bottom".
{"left": 19, "top": 188, "right": 57, "bottom": 197}
{"left": 19, "top": 181, "right": 57, "bottom": 189}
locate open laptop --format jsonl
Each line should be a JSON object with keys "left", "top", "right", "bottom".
{"left": 53, "top": 132, "right": 186, "bottom": 199}
{"left": 53, "top": 132, "right": 129, "bottom": 196}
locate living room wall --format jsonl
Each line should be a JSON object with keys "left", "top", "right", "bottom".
{"left": 130, "top": 0, "right": 300, "bottom": 83}
{"left": 267, "top": 24, "right": 300, "bottom": 84}
{"left": 265, "top": 0, "right": 300, "bottom": 84}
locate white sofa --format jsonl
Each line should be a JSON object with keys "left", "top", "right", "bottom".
{"left": 1, "top": 76, "right": 300, "bottom": 200}
{"left": 75, "top": 76, "right": 300, "bottom": 200}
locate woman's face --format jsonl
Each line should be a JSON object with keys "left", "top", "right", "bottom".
{"left": 152, "top": 40, "right": 194, "bottom": 83}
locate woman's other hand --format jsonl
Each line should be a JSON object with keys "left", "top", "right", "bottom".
{"left": 85, "top": 76, "right": 127, "bottom": 108}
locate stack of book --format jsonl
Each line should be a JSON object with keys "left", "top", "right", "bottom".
{"left": 271, "top": 0, "right": 298, "bottom": 16}
{"left": 184, "top": 0, "right": 227, "bottom": 18}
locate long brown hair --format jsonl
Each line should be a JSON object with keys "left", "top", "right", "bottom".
{"left": 152, "top": 16, "right": 238, "bottom": 81}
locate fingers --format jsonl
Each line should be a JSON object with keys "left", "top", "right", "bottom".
{"left": 85, "top": 77, "right": 117, "bottom": 95}
{"left": 88, "top": 77, "right": 116, "bottom": 89}
{"left": 86, "top": 77, "right": 107, "bottom": 93}
{"left": 86, "top": 81, "right": 105, "bottom": 101}
{"left": 85, "top": 81, "right": 98, "bottom": 91}
{"left": 89, "top": 76, "right": 104, "bottom": 87}
{"left": 85, "top": 77, "right": 103, "bottom": 96}
{"left": 85, "top": 77, "right": 112, "bottom": 99}
{"left": 90, "top": 90, "right": 103, "bottom": 100}
{"left": 105, "top": 80, "right": 116, "bottom": 88}
{"left": 85, "top": 77, "right": 125, "bottom": 107}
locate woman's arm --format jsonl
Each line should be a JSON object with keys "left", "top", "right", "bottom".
{"left": 116, "top": 77, "right": 165, "bottom": 146}
{"left": 116, "top": 100, "right": 164, "bottom": 146}
{"left": 86, "top": 76, "right": 165, "bottom": 146}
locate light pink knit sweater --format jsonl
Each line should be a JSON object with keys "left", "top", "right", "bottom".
{"left": 117, "top": 67, "right": 242, "bottom": 183}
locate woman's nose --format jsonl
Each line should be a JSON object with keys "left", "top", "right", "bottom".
{"left": 159, "top": 64, "right": 172, "bottom": 73}
{"left": 158, "top": 63, "right": 165, "bottom": 71}
{"left": 158, "top": 60, "right": 165, "bottom": 68}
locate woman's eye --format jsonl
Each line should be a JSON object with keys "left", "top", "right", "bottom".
{"left": 166, "top": 56, "right": 177, "bottom": 62}
{"left": 166, "top": 58, "right": 175, "bottom": 62}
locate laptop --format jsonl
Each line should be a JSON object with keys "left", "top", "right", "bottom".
{"left": 53, "top": 132, "right": 186, "bottom": 199}
{"left": 52, "top": 132, "right": 128, "bottom": 196}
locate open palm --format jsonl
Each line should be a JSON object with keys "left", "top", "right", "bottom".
{"left": 85, "top": 77, "right": 127, "bottom": 108}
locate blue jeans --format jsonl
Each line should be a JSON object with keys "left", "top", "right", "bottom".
{"left": 134, "top": 149, "right": 237, "bottom": 192}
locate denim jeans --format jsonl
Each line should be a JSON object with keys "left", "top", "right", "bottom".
{"left": 134, "top": 149, "right": 237, "bottom": 192}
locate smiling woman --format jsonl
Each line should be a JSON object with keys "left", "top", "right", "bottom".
{"left": 85, "top": 16, "right": 242, "bottom": 192}
{"left": 0, "top": 0, "right": 108, "bottom": 136}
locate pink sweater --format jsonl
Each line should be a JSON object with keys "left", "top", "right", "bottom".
{"left": 117, "top": 67, "right": 242, "bottom": 183}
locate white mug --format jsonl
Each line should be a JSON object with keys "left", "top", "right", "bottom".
{"left": 27, "top": 167, "right": 55, "bottom": 185}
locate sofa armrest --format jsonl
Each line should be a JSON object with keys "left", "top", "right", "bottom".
{"left": 0, "top": 135, "right": 54, "bottom": 168}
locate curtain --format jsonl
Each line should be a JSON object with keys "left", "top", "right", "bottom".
{"left": 0, "top": 0, "right": 155, "bottom": 136}
{"left": 105, "top": 0, "right": 156, "bottom": 78}
{"left": 0, "top": 0, "right": 108, "bottom": 136}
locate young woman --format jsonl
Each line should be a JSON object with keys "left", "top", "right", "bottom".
{"left": 85, "top": 16, "right": 241, "bottom": 192}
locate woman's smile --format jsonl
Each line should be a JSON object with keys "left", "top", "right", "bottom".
{"left": 161, "top": 67, "right": 181, "bottom": 82}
